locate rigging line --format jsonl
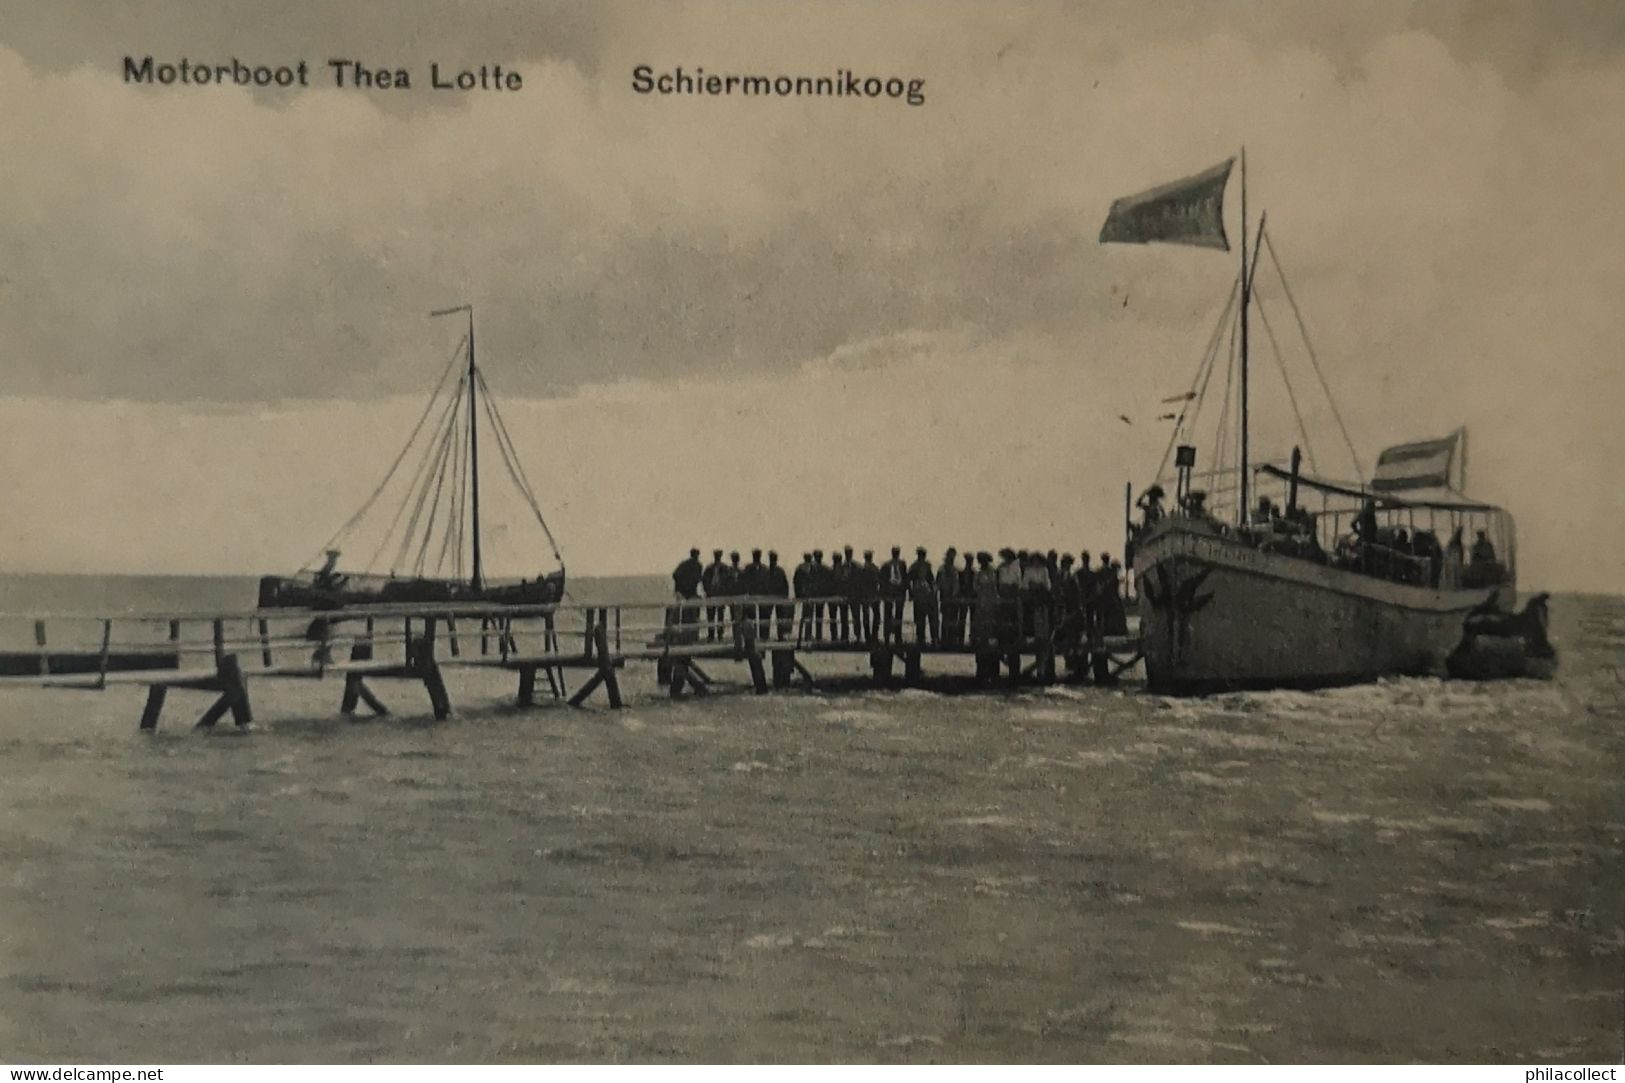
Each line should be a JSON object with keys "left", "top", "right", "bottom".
{"left": 476, "top": 370, "right": 565, "bottom": 563}
{"left": 474, "top": 369, "right": 544, "bottom": 515}
{"left": 412, "top": 413, "right": 456, "bottom": 578}
{"left": 1180, "top": 288, "right": 1238, "bottom": 477}
{"left": 1177, "top": 273, "right": 1241, "bottom": 446}
{"left": 479, "top": 377, "right": 563, "bottom": 567}
{"left": 1213, "top": 296, "right": 1240, "bottom": 509}
{"left": 433, "top": 404, "right": 464, "bottom": 578}
{"left": 393, "top": 398, "right": 461, "bottom": 576}
{"left": 304, "top": 334, "right": 468, "bottom": 570}
{"left": 1254, "top": 296, "right": 1319, "bottom": 477}
{"left": 1155, "top": 271, "right": 1241, "bottom": 481}
{"left": 1263, "top": 230, "right": 1365, "bottom": 481}
{"left": 368, "top": 376, "right": 465, "bottom": 574}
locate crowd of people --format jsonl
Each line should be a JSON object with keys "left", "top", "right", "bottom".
{"left": 669, "top": 545, "right": 1130, "bottom": 651}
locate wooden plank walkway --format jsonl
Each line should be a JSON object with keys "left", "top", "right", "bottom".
{"left": 0, "top": 596, "right": 1142, "bottom": 730}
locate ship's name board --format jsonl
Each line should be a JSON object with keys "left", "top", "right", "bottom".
{"left": 122, "top": 57, "right": 524, "bottom": 92}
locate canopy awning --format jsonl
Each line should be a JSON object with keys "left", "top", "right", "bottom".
{"left": 1257, "top": 464, "right": 1502, "bottom": 513}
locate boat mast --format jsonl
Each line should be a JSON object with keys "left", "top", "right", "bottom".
{"left": 1238, "top": 146, "right": 1250, "bottom": 524}
{"left": 430, "top": 303, "right": 483, "bottom": 589}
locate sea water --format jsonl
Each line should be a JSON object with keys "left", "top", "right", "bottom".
{"left": 0, "top": 574, "right": 1620, "bottom": 1062}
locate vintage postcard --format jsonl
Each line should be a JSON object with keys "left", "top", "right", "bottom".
{"left": 0, "top": 0, "right": 1620, "bottom": 1067}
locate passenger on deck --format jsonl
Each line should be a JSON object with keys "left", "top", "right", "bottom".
{"left": 767, "top": 551, "right": 791, "bottom": 640}
{"left": 1136, "top": 484, "right": 1166, "bottom": 527}
{"left": 1470, "top": 530, "right": 1497, "bottom": 566}
{"left": 1441, "top": 528, "right": 1465, "bottom": 590}
{"left": 702, "top": 549, "right": 727, "bottom": 642}
{"left": 908, "top": 546, "right": 938, "bottom": 645}
{"left": 313, "top": 549, "right": 348, "bottom": 591}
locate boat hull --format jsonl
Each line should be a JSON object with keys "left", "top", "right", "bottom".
{"left": 256, "top": 569, "right": 566, "bottom": 610}
{"left": 1135, "top": 523, "right": 1500, "bottom": 695}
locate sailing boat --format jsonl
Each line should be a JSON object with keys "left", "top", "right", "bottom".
{"left": 257, "top": 305, "right": 567, "bottom": 610}
{"left": 1102, "top": 154, "right": 1543, "bottom": 694}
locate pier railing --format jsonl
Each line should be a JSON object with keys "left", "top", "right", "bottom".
{"left": 0, "top": 594, "right": 1140, "bottom": 730}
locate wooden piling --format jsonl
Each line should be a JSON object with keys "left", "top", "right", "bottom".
{"left": 196, "top": 654, "right": 251, "bottom": 730}
{"left": 416, "top": 617, "right": 452, "bottom": 720}
{"left": 33, "top": 621, "right": 49, "bottom": 677}
{"left": 138, "top": 685, "right": 167, "bottom": 731}
{"left": 516, "top": 664, "right": 538, "bottom": 707}
{"left": 770, "top": 649, "right": 794, "bottom": 689}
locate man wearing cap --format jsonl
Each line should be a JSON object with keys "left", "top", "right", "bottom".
{"left": 809, "top": 549, "right": 829, "bottom": 640}
{"left": 742, "top": 548, "right": 769, "bottom": 638}
{"left": 858, "top": 549, "right": 882, "bottom": 644}
{"left": 767, "top": 551, "right": 792, "bottom": 640}
{"left": 830, "top": 551, "right": 851, "bottom": 642}
{"left": 908, "top": 546, "right": 939, "bottom": 645}
{"left": 879, "top": 545, "right": 908, "bottom": 643}
{"left": 936, "top": 547, "right": 960, "bottom": 647}
{"left": 672, "top": 548, "right": 705, "bottom": 644}
{"left": 701, "top": 548, "right": 727, "bottom": 642}
{"left": 794, "top": 552, "right": 815, "bottom": 641}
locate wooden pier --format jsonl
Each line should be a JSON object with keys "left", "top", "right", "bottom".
{"left": 0, "top": 596, "right": 1142, "bottom": 731}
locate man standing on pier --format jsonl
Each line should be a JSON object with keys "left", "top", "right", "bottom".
{"left": 672, "top": 548, "right": 705, "bottom": 644}
{"left": 743, "top": 549, "right": 769, "bottom": 638}
{"left": 937, "top": 547, "right": 960, "bottom": 647}
{"left": 727, "top": 550, "right": 744, "bottom": 651}
{"left": 909, "top": 546, "right": 939, "bottom": 645}
{"left": 830, "top": 552, "right": 850, "bottom": 642}
{"left": 794, "top": 552, "right": 815, "bottom": 641}
{"left": 859, "top": 550, "right": 883, "bottom": 644}
{"left": 702, "top": 549, "right": 727, "bottom": 642}
{"left": 880, "top": 545, "right": 908, "bottom": 643}
{"left": 767, "top": 551, "right": 792, "bottom": 640}
{"left": 809, "top": 550, "right": 829, "bottom": 640}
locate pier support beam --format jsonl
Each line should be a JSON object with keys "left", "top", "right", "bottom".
{"left": 341, "top": 637, "right": 389, "bottom": 717}
{"left": 770, "top": 649, "right": 795, "bottom": 690}
{"left": 413, "top": 619, "right": 453, "bottom": 720}
{"left": 567, "top": 624, "right": 623, "bottom": 709}
{"left": 138, "top": 686, "right": 167, "bottom": 731}
{"left": 195, "top": 654, "right": 252, "bottom": 730}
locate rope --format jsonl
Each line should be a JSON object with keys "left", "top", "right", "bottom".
{"left": 393, "top": 395, "right": 461, "bottom": 575}
{"left": 1155, "top": 271, "right": 1241, "bottom": 482}
{"left": 475, "top": 369, "right": 566, "bottom": 565}
{"left": 433, "top": 404, "right": 464, "bottom": 577}
{"left": 369, "top": 376, "right": 464, "bottom": 574}
{"left": 1263, "top": 231, "right": 1365, "bottom": 480}
{"left": 1212, "top": 296, "right": 1240, "bottom": 505}
{"left": 1254, "top": 296, "right": 1319, "bottom": 477}
{"left": 412, "top": 401, "right": 460, "bottom": 577}
{"left": 303, "top": 335, "right": 467, "bottom": 571}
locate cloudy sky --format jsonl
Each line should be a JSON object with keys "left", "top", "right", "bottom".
{"left": 0, "top": 0, "right": 1621, "bottom": 591}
